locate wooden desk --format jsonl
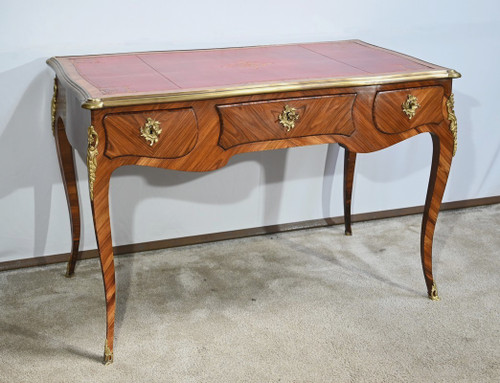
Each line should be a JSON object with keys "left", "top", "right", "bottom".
{"left": 47, "top": 40, "right": 460, "bottom": 364}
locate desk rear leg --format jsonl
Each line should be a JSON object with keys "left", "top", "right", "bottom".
{"left": 54, "top": 118, "right": 81, "bottom": 277}
{"left": 343, "top": 148, "right": 357, "bottom": 236}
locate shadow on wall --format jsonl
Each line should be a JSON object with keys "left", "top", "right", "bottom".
{"left": 108, "top": 148, "right": 293, "bottom": 245}
{"left": 422, "top": 90, "right": 480, "bottom": 263}
{"left": 450, "top": 90, "right": 479, "bottom": 199}
{"left": 0, "top": 59, "right": 57, "bottom": 259}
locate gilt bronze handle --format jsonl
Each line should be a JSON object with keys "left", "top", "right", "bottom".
{"left": 140, "top": 118, "right": 162, "bottom": 146}
{"left": 278, "top": 105, "right": 300, "bottom": 132}
{"left": 401, "top": 95, "right": 420, "bottom": 120}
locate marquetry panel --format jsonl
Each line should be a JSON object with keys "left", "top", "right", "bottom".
{"left": 103, "top": 108, "right": 198, "bottom": 159}
{"left": 373, "top": 86, "right": 444, "bottom": 134}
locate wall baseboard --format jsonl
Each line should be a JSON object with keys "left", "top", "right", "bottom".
{"left": 1, "top": 196, "right": 499, "bottom": 273}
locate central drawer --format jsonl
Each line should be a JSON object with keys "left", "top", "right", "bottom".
{"left": 217, "top": 94, "right": 356, "bottom": 149}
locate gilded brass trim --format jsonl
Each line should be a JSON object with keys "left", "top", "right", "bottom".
{"left": 82, "top": 98, "right": 104, "bottom": 109}
{"left": 87, "top": 125, "right": 98, "bottom": 201}
{"left": 402, "top": 94, "right": 420, "bottom": 120}
{"left": 446, "top": 93, "right": 458, "bottom": 157}
{"left": 76, "top": 69, "right": 461, "bottom": 110}
{"left": 140, "top": 118, "right": 162, "bottom": 146}
{"left": 429, "top": 282, "right": 440, "bottom": 301}
{"left": 103, "top": 339, "right": 113, "bottom": 365}
{"left": 51, "top": 79, "right": 58, "bottom": 136}
{"left": 278, "top": 105, "right": 299, "bottom": 132}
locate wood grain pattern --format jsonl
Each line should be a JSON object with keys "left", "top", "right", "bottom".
{"left": 373, "top": 86, "right": 445, "bottom": 134}
{"left": 54, "top": 109, "right": 81, "bottom": 277}
{"left": 421, "top": 123, "right": 454, "bottom": 299}
{"left": 217, "top": 94, "right": 356, "bottom": 149}
{"left": 89, "top": 156, "right": 115, "bottom": 364}
{"left": 342, "top": 147, "right": 356, "bottom": 236}
{"left": 103, "top": 108, "right": 198, "bottom": 159}
{"left": 50, "top": 43, "right": 458, "bottom": 364}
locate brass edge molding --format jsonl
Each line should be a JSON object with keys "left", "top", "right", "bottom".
{"left": 104, "top": 339, "right": 113, "bottom": 365}
{"left": 446, "top": 93, "right": 458, "bottom": 157}
{"left": 82, "top": 98, "right": 104, "bottom": 109}
{"left": 80, "top": 69, "right": 461, "bottom": 110}
{"left": 87, "top": 125, "right": 99, "bottom": 201}
{"left": 51, "top": 78, "right": 58, "bottom": 136}
{"left": 447, "top": 69, "right": 462, "bottom": 78}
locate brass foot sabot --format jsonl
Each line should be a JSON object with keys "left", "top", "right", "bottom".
{"left": 428, "top": 282, "right": 440, "bottom": 301}
{"left": 103, "top": 339, "right": 113, "bottom": 365}
{"left": 64, "top": 264, "right": 74, "bottom": 278}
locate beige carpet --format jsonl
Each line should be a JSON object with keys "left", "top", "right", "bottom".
{"left": 1, "top": 205, "right": 499, "bottom": 382}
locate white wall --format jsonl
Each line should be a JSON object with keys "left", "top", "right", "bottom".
{"left": 0, "top": 1, "right": 499, "bottom": 263}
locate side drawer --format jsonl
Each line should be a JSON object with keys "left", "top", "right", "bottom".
{"left": 217, "top": 94, "right": 356, "bottom": 149}
{"left": 373, "top": 86, "right": 444, "bottom": 134}
{"left": 103, "top": 108, "right": 198, "bottom": 159}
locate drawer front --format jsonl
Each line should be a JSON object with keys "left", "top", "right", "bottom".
{"left": 103, "top": 108, "right": 198, "bottom": 159}
{"left": 373, "top": 86, "right": 444, "bottom": 134}
{"left": 217, "top": 94, "right": 356, "bottom": 149}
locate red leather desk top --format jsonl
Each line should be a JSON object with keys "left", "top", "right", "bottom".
{"left": 48, "top": 40, "right": 457, "bottom": 107}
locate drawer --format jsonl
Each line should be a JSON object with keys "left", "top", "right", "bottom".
{"left": 217, "top": 94, "right": 356, "bottom": 149}
{"left": 373, "top": 86, "right": 444, "bottom": 134}
{"left": 103, "top": 108, "right": 198, "bottom": 159}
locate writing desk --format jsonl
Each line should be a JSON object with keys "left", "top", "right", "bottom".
{"left": 47, "top": 40, "right": 460, "bottom": 364}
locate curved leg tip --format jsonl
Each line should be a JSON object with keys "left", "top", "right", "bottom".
{"left": 65, "top": 264, "right": 75, "bottom": 278}
{"left": 345, "top": 230, "right": 352, "bottom": 236}
{"left": 103, "top": 340, "right": 114, "bottom": 365}
{"left": 428, "top": 282, "right": 440, "bottom": 301}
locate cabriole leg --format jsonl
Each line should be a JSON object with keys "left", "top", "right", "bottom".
{"left": 421, "top": 128, "right": 454, "bottom": 300}
{"left": 343, "top": 148, "right": 357, "bottom": 236}
{"left": 87, "top": 124, "right": 116, "bottom": 364}
{"left": 53, "top": 106, "right": 81, "bottom": 277}
{"left": 92, "top": 172, "right": 115, "bottom": 365}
